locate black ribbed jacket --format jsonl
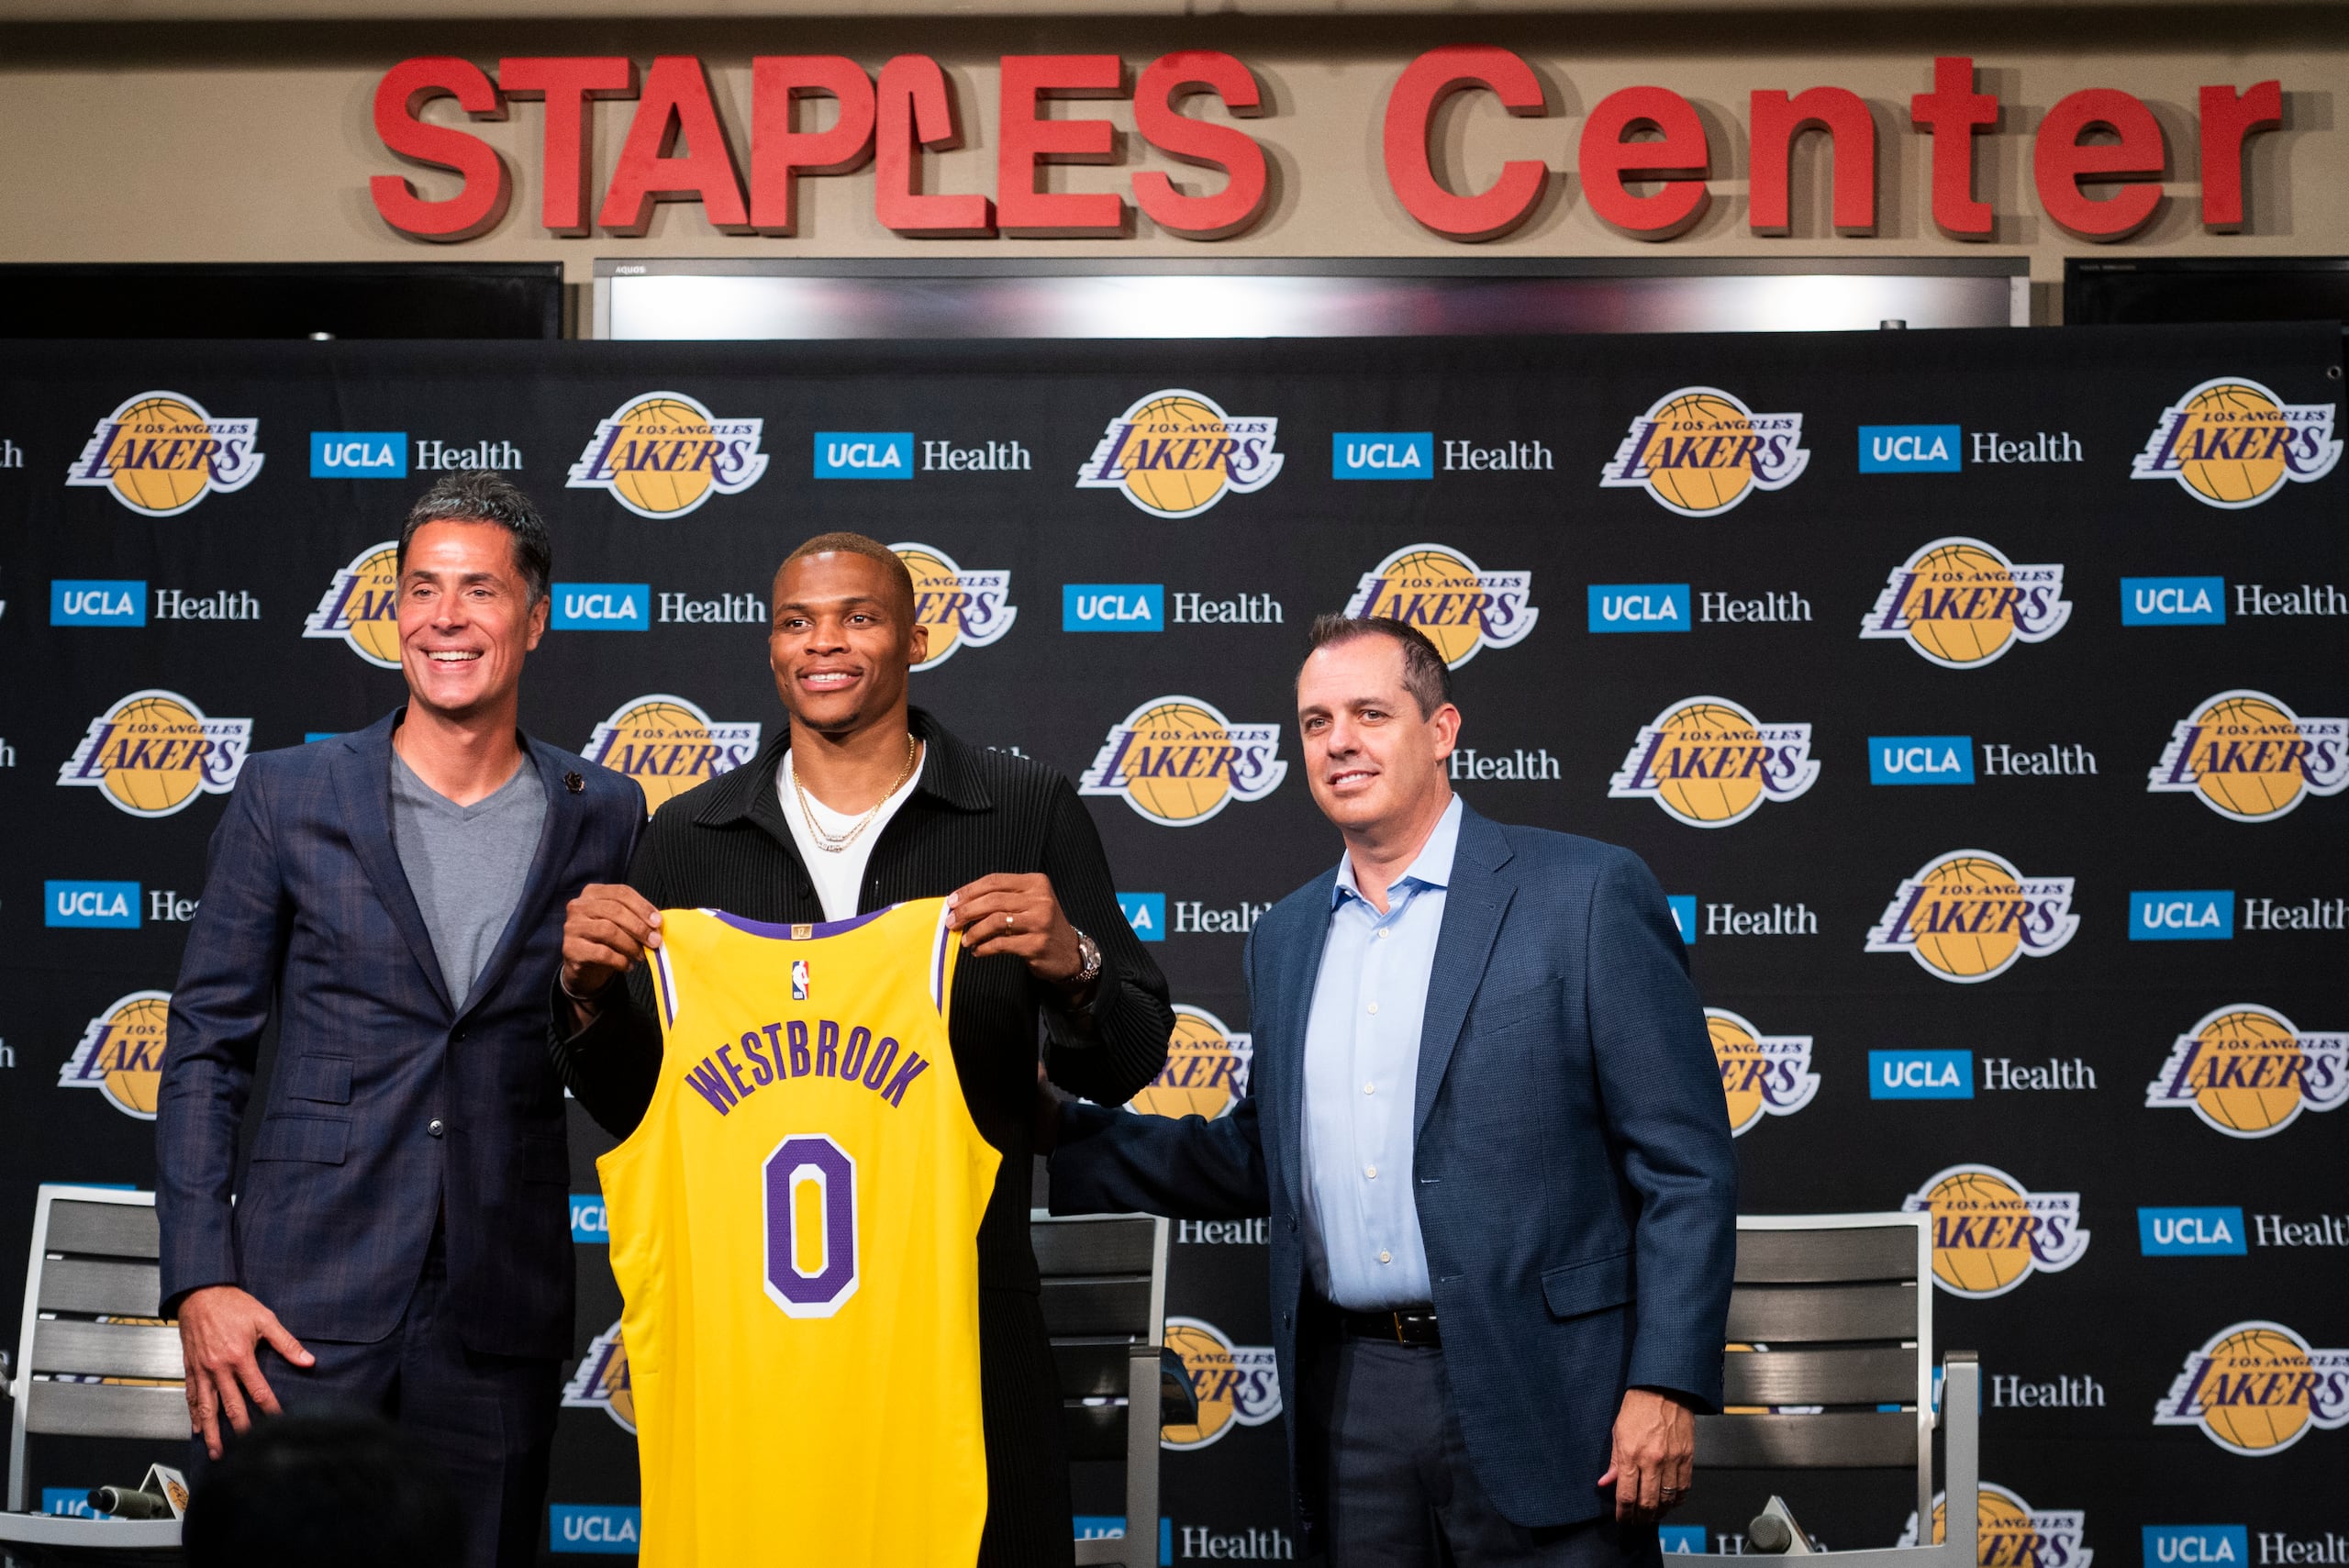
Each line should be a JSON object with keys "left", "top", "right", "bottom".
{"left": 549, "top": 706, "right": 1174, "bottom": 1291}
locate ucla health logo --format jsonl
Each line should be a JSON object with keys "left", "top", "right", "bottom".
{"left": 51, "top": 580, "right": 146, "bottom": 627}
{"left": 584, "top": 695, "right": 762, "bottom": 816}
{"left": 308, "top": 431, "right": 406, "bottom": 479}
{"left": 2132, "top": 377, "right": 2342, "bottom": 508}
{"left": 894, "top": 542, "right": 1015, "bottom": 671}
{"left": 1871, "top": 1050, "right": 1974, "bottom": 1099}
{"left": 1902, "top": 1162, "right": 2088, "bottom": 1298}
{"left": 2145, "top": 1529, "right": 2249, "bottom": 1568}
{"left": 304, "top": 542, "right": 402, "bottom": 668}
{"left": 59, "top": 690, "right": 251, "bottom": 818}
{"left": 1898, "top": 1485, "right": 2088, "bottom": 1568}
{"left": 1859, "top": 538, "right": 2070, "bottom": 668}
{"left": 1331, "top": 431, "right": 1432, "bottom": 480}
{"left": 66, "top": 390, "right": 263, "bottom": 516}
{"left": 1064, "top": 584, "right": 1163, "bottom": 632}
{"left": 814, "top": 431, "right": 912, "bottom": 479}
{"left": 60, "top": 990, "right": 171, "bottom": 1120}
{"left": 551, "top": 584, "right": 650, "bottom": 631}
{"left": 1587, "top": 584, "right": 1689, "bottom": 634}
{"left": 1343, "top": 544, "right": 1537, "bottom": 669}
{"left": 562, "top": 1321, "right": 634, "bottom": 1433}
{"left": 2145, "top": 1004, "right": 2347, "bottom": 1140}
{"left": 2148, "top": 689, "right": 2346, "bottom": 821}
{"left": 1865, "top": 850, "right": 2077, "bottom": 983}
{"left": 1079, "top": 697, "right": 1286, "bottom": 827}
{"left": 2123, "top": 577, "right": 2226, "bottom": 627}
{"left": 2154, "top": 1320, "right": 2349, "bottom": 1454}
{"left": 568, "top": 391, "right": 767, "bottom": 518}
{"left": 1708, "top": 1008, "right": 1816, "bottom": 1137}
{"left": 1075, "top": 389, "right": 1282, "bottom": 517}
{"left": 1860, "top": 424, "right": 1963, "bottom": 473}
{"left": 47, "top": 881, "right": 140, "bottom": 929}
{"left": 2130, "top": 891, "right": 2234, "bottom": 941}
{"left": 1608, "top": 696, "right": 1818, "bottom": 828}
{"left": 1160, "top": 1317, "right": 1281, "bottom": 1451}
{"left": 1129, "top": 1005, "right": 1253, "bottom": 1121}
{"left": 1870, "top": 736, "right": 1975, "bottom": 786}
{"left": 2139, "top": 1207, "right": 2247, "bottom": 1256}
{"left": 1599, "top": 386, "right": 1808, "bottom": 516}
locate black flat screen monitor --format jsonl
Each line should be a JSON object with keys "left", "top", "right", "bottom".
{"left": 0, "top": 262, "right": 563, "bottom": 339}
{"left": 2066, "top": 257, "right": 2349, "bottom": 335}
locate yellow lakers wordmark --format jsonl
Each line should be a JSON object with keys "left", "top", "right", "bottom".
{"left": 568, "top": 391, "right": 768, "bottom": 518}
{"left": 1159, "top": 1316, "right": 1282, "bottom": 1451}
{"left": 1129, "top": 1006, "right": 1255, "bottom": 1121}
{"left": 2145, "top": 1004, "right": 2349, "bottom": 1139}
{"left": 1342, "top": 543, "right": 1538, "bottom": 670}
{"left": 1079, "top": 696, "right": 1286, "bottom": 827}
{"left": 1865, "top": 850, "right": 2077, "bottom": 984}
{"left": 303, "top": 541, "right": 403, "bottom": 668}
{"left": 1608, "top": 696, "right": 1818, "bottom": 828}
{"left": 1599, "top": 386, "right": 1808, "bottom": 516}
{"left": 2148, "top": 689, "right": 2347, "bottom": 822}
{"left": 893, "top": 542, "right": 1017, "bottom": 672}
{"left": 60, "top": 991, "right": 171, "bottom": 1120}
{"left": 1901, "top": 1163, "right": 2088, "bottom": 1298}
{"left": 584, "top": 695, "right": 762, "bottom": 816}
{"left": 65, "top": 390, "right": 263, "bottom": 516}
{"left": 562, "top": 1321, "right": 635, "bottom": 1433}
{"left": 1708, "top": 1009, "right": 1817, "bottom": 1138}
{"left": 2155, "top": 1321, "right": 2349, "bottom": 1455}
{"left": 1898, "top": 1485, "right": 2091, "bottom": 1568}
{"left": 1075, "top": 389, "right": 1284, "bottom": 518}
{"left": 2132, "top": 377, "right": 2342, "bottom": 508}
{"left": 1858, "top": 538, "right": 2071, "bottom": 669}
{"left": 58, "top": 689, "right": 252, "bottom": 818}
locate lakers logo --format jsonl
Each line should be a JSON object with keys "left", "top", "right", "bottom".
{"left": 59, "top": 991, "right": 171, "bottom": 1120}
{"left": 1865, "top": 850, "right": 2077, "bottom": 983}
{"left": 1859, "top": 538, "right": 2071, "bottom": 668}
{"left": 1079, "top": 697, "right": 1286, "bottom": 827}
{"left": 1159, "top": 1317, "right": 1281, "bottom": 1451}
{"left": 2145, "top": 1004, "right": 2348, "bottom": 1139}
{"left": 892, "top": 542, "right": 1017, "bottom": 671}
{"left": 584, "top": 695, "right": 762, "bottom": 816}
{"left": 1342, "top": 544, "right": 1538, "bottom": 669}
{"left": 2132, "top": 377, "right": 2342, "bottom": 508}
{"left": 1898, "top": 1485, "right": 2091, "bottom": 1568}
{"left": 1599, "top": 386, "right": 1808, "bottom": 515}
{"left": 2148, "top": 689, "right": 2347, "bottom": 822}
{"left": 568, "top": 391, "right": 768, "bottom": 518}
{"left": 1708, "top": 1008, "right": 1817, "bottom": 1138}
{"left": 1129, "top": 1006, "right": 1255, "bottom": 1120}
{"left": 2155, "top": 1321, "right": 2349, "bottom": 1455}
{"left": 561, "top": 1321, "right": 635, "bottom": 1434}
{"left": 1901, "top": 1163, "right": 2088, "bottom": 1298}
{"left": 65, "top": 391, "right": 262, "bottom": 516}
{"left": 1608, "top": 696, "right": 1818, "bottom": 828}
{"left": 303, "top": 541, "right": 402, "bottom": 668}
{"left": 1074, "top": 389, "right": 1283, "bottom": 517}
{"left": 58, "top": 690, "right": 252, "bottom": 818}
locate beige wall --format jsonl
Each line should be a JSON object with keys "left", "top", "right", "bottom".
{"left": 0, "top": 8, "right": 2339, "bottom": 321}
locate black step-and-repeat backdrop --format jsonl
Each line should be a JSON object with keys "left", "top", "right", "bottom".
{"left": 1, "top": 327, "right": 2343, "bottom": 1564}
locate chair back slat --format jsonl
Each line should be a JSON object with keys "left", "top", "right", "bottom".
{"left": 1696, "top": 1411, "right": 1920, "bottom": 1468}
{"left": 1053, "top": 1338, "right": 1133, "bottom": 1400}
{"left": 23, "top": 1377, "right": 188, "bottom": 1441}
{"left": 36, "top": 1258, "right": 161, "bottom": 1318}
{"left": 1722, "top": 1344, "right": 1915, "bottom": 1407}
{"left": 1734, "top": 1225, "right": 1919, "bottom": 1284}
{"left": 1032, "top": 1218, "right": 1158, "bottom": 1278}
{"left": 1041, "top": 1277, "right": 1156, "bottom": 1339}
{"left": 1726, "top": 1282, "right": 1916, "bottom": 1343}
{"left": 42, "top": 1200, "right": 161, "bottom": 1262}
{"left": 1063, "top": 1402, "right": 1127, "bottom": 1463}
{"left": 29, "top": 1318, "right": 184, "bottom": 1382}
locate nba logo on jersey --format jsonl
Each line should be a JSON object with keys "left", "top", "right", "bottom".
{"left": 791, "top": 960, "right": 811, "bottom": 1001}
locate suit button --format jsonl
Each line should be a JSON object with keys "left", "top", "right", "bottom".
{"left": 428, "top": 1119, "right": 445, "bottom": 1138}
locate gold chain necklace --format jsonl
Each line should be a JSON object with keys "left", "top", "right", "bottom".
{"left": 792, "top": 733, "right": 919, "bottom": 854}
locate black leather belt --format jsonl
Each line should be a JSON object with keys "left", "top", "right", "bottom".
{"left": 1337, "top": 1306, "right": 1441, "bottom": 1347}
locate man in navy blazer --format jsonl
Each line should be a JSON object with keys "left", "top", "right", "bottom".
{"left": 156, "top": 473, "right": 640, "bottom": 1567}
{"left": 1049, "top": 616, "right": 1736, "bottom": 1568}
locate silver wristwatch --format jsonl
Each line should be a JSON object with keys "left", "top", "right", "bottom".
{"left": 1071, "top": 929, "right": 1104, "bottom": 987}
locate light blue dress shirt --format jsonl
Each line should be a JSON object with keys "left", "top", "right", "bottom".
{"left": 1298, "top": 794, "right": 1463, "bottom": 1310}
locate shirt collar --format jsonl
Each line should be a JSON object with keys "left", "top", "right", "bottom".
{"left": 1331, "top": 794, "right": 1464, "bottom": 910}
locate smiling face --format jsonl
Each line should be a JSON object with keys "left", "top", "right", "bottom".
{"left": 1297, "top": 634, "right": 1459, "bottom": 839}
{"left": 396, "top": 519, "right": 547, "bottom": 724}
{"left": 769, "top": 550, "right": 929, "bottom": 736}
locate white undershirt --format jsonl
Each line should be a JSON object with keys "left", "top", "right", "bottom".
{"left": 779, "top": 746, "right": 925, "bottom": 922}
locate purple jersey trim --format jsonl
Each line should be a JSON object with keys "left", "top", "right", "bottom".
{"left": 651, "top": 943, "right": 679, "bottom": 1029}
{"left": 702, "top": 906, "right": 894, "bottom": 940}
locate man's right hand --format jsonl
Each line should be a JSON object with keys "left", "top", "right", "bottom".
{"left": 178, "top": 1284, "right": 314, "bottom": 1459}
{"left": 562, "top": 883, "right": 662, "bottom": 1022}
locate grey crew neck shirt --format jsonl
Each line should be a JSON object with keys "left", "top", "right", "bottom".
{"left": 389, "top": 749, "right": 548, "bottom": 1012}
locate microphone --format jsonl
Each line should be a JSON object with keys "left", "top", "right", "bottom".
{"left": 88, "top": 1485, "right": 173, "bottom": 1520}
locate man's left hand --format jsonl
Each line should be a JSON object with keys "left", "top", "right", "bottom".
{"left": 948, "top": 873, "right": 1084, "bottom": 986}
{"left": 1597, "top": 1387, "right": 1695, "bottom": 1523}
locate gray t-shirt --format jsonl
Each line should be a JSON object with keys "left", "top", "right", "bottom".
{"left": 389, "top": 750, "right": 548, "bottom": 1012}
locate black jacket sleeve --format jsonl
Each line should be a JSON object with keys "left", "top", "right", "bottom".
{"left": 547, "top": 810, "right": 675, "bottom": 1140}
{"left": 1034, "top": 776, "right": 1174, "bottom": 1106}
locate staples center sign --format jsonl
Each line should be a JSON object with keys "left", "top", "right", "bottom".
{"left": 373, "top": 50, "right": 2286, "bottom": 246}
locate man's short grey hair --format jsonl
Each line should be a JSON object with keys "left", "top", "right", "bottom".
{"left": 397, "top": 472, "right": 553, "bottom": 605}
{"left": 1301, "top": 615, "right": 1454, "bottom": 718}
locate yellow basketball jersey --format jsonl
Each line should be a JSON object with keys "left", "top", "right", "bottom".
{"left": 597, "top": 899, "right": 999, "bottom": 1568}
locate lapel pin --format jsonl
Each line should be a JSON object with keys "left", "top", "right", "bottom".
{"left": 564, "top": 771, "right": 584, "bottom": 795}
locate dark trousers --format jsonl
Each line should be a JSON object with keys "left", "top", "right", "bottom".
{"left": 979, "top": 1285, "right": 1076, "bottom": 1568}
{"left": 1301, "top": 1334, "right": 1662, "bottom": 1568}
{"left": 195, "top": 1230, "right": 561, "bottom": 1568}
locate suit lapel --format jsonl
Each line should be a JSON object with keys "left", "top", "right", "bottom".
{"left": 329, "top": 717, "right": 453, "bottom": 1018}
{"left": 1412, "top": 807, "right": 1517, "bottom": 1140}
{"left": 1269, "top": 869, "right": 1338, "bottom": 1218}
{"left": 457, "top": 736, "right": 586, "bottom": 1026}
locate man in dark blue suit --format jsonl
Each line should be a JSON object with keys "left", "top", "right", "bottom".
{"left": 1049, "top": 616, "right": 1736, "bottom": 1568}
{"left": 155, "top": 473, "right": 642, "bottom": 1568}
